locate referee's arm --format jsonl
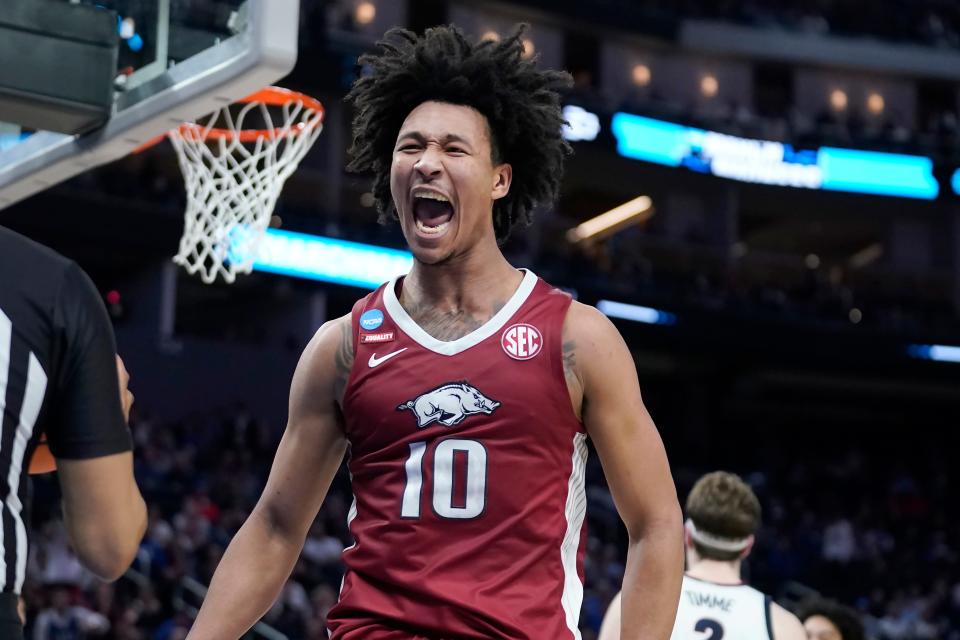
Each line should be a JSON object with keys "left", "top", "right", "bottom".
{"left": 48, "top": 263, "right": 147, "bottom": 581}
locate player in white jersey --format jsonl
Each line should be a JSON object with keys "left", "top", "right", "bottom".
{"left": 599, "top": 471, "right": 806, "bottom": 640}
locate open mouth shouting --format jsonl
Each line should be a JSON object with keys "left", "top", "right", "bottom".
{"left": 411, "top": 188, "right": 455, "bottom": 239}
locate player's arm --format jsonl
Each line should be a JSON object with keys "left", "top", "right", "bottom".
{"left": 771, "top": 603, "right": 807, "bottom": 640}
{"left": 187, "top": 315, "right": 352, "bottom": 640}
{"left": 565, "top": 302, "right": 684, "bottom": 640}
{"left": 50, "top": 264, "right": 146, "bottom": 581}
{"left": 597, "top": 591, "right": 622, "bottom": 640}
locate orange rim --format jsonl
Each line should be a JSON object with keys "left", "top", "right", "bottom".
{"left": 238, "top": 87, "right": 324, "bottom": 110}
{"left": 177, "top": 119, "right": 322, "bottom": 144}
{"left": 133, "top": 87, "right": 324, "bottom": 151}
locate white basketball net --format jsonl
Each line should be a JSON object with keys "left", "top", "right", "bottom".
{"left": 169, "top": 92, "right": 324, "bottom": 283}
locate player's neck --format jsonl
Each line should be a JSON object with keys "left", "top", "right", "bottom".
{"left": 686, "top": 558, "right": 743, "bottom": 585}
{"left": 399, "top": 245, "right": 523, "bottom": 341}
{"left": 404, "top": 243, "right": 519, "bottom": 313}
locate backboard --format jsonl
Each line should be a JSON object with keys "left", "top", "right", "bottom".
{"left": 0, "top": 0, "right": 299, "bottom": 209}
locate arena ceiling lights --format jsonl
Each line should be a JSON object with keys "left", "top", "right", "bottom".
{"left": 908, "top": 344, "right": 960, "bottom": 364}
{"left": 566, "top": 195, "right": 654, "bottom": 243}
{"left": 610, "top": 112, "right": 940, "bottom": 200}
{"left": 596, "top": 300, "right": 677, "bottom": 325}
{"left": 561, "top": 105, "right": 601, "bottom": 142}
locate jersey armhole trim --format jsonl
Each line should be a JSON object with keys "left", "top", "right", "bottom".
{"left": 551, "top": 293, "right": 583, "bottom": 429}
{"left": 341, "top": 286, "right": 387, "bottom": 409}
{"left": 765, "top": 595, "right": 775, "bottom": 640}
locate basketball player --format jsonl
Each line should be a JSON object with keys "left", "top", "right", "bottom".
{"left": 797, "top": 597, "right": 865, "bottom": 640}
{"left": 598, "top": 471, "right": 806, "bottom": 640}
{"left": 189, "top": 25, "right": 682, "bottom": 639}
{"left": 0, "top": 225, "right": 147, "bottom": 639}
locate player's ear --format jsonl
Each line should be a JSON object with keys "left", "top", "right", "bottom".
{"left": 739, "top": 534, "right": 756, "bottom": 559}
{"left": 491, "top": 162, "right": 512, "bottom": 201}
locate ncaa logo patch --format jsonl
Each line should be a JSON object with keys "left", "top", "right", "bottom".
{"left": 501, "top": 323, "right": 542, "bottom": 361}
{"left": 359, "top": 309, "right": 384, "bottom": 331}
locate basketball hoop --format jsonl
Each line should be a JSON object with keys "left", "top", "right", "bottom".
{"left": 167, "top": 87, "right": 324, "bottom": 283}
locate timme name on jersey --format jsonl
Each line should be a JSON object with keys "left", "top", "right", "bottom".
{"left": 671, "top": 575, "right": 773, "bottom": 640}
{"left": 326, "top": 270, "right": 588, "bottom": 639}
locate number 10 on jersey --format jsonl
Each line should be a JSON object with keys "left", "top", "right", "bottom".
{"left": 401, "top": 439, "right": 487, "bottom": 519}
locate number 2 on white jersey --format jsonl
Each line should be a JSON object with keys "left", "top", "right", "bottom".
{"left": 694, "top": 618, "right": 724, "bottom": 640}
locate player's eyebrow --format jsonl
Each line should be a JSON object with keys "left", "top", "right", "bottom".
{"left": 396, "top": 132, "right": 473, "bottom": 147}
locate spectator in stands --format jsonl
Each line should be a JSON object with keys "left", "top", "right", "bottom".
{"left": 32, "top": 585, "right": 109, "bottom": 640}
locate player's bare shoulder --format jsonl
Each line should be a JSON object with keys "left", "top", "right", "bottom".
{"left": 294, "top": 314, "right": 355, "bottom": 410}
{"left": 770, "top": 602, "right": 807, "bottom": 640}
{"left": 330, "top": 314, "right": 355, "bottom": 404}
{"left": 561, "top": 301, "right": 631, "bottom": 371}
{"left": 561, "top": 300, "right": 633, "bottom": 417}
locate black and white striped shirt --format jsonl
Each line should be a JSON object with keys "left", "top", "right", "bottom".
{"left": 0, "top": 226, "right": 132, "bottom": 594}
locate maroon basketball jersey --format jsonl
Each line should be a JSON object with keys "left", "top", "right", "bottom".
{"left": 326, "top": 270, "right": 587, "bottom": 639}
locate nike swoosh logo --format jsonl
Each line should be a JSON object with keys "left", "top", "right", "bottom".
{"left": 368, "top": 348, "right": 408, "bottom": 368}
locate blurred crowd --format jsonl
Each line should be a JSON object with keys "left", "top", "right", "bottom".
{"left": 22, "top": 406, "right": 960, "bottom": 639}
{"left": 738, "top": 446, "right": 960, "bottom": 640}
{"left": 312, "top": 0, "right": 960, "bottom": 162}
{"left": 322, "top": 0, "right": 960, "bottom": 50}
{"left": 661, "top": 0, "right": 960, "bottom": 49}
{"left": 530, "top": 220, "right": 959, "bottom": 341}
{"left": 545, "top": 0, "right": 960, "bottom": 49}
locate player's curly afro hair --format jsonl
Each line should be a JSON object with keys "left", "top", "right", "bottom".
{"left": 345, "top": 24, "right": 572, "bottom": 243}
{"left": 796, "top": 597, "right": 865, "bottom": 640}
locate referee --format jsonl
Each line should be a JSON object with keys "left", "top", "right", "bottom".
{"left": 0, "top": 225, "right": 147, "bottom": 639}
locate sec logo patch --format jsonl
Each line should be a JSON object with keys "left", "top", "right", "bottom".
{"left": 501, "top": 323, "right": 542, "bottom": 361}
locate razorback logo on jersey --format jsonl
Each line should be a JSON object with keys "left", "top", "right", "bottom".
{"left": 501, "top": 323, "right": 542, "bottom": 360}
{"left": 397, "top": 382, "right": 501, "bottom": 428}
